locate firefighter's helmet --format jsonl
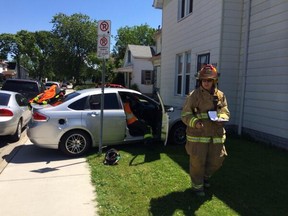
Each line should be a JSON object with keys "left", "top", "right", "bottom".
{"left": 103, "top": 148, "right": 120, "bottom": 165}
{"left": 197, "top": 64, "right": 218, "bottom": 80}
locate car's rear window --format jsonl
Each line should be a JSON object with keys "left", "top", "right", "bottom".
{"left": 63, "top": 91, "right": 80, "bottom": 102}
{"left": 0, "top": 92, "right": 11, "bottom": 105}
{"left": 2, "top": 81, "right": 38, "bottom": 93}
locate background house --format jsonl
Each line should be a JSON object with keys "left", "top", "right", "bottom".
{"left": 150, "top": 27, "right": 162, "bottom": 94}
{"left": 153, "top": 0, "right": 288, "bottom": 149}
{"left": 115, "top": 44, "right": 154, "bottom": 95}
{"left": 0, "top": 60, "right": 29, "bottom": 80}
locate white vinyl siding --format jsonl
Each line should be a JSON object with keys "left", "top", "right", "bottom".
{"left": 160, "top": 0, "right": 222, "bottom": 105}
{"left": 238, "top": 0, "right": 288, "bottom": 140}
{"left": 158, "top": 0, "right": 288, "bottom": 148}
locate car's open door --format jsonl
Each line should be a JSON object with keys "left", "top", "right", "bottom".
{"left": 156, "top": 91, "right": 169, "bottom": 146}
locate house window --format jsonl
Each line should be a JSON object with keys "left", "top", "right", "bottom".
{"left": 197, "top": 53, "right": 210, "bottom": 71}
{"left": 176, "top": 55, "right": 183, "bottom": 94}
{"left": 196, "top": 53, "right": 210, "bottom": 88}
{"left": 176, "top": 52, "right": 191, "bottom": 95}
{"left": 141, "top": 70, "right": 153, "bottom": 85}
{"left": 185, "top": 52, "right": 191, "bottom": 95}
{"left": 179, "top": 0, "right": 193, "bottom": 19}
{"left": 127, "top": 50, "right": 131, "bottom": 63}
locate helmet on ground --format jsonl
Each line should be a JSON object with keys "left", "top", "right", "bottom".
{"left": 197, "top": 64, "right": 218, "bottom": 80}
{"left": 103, "top": 148, "right": 120, "bottom": 165}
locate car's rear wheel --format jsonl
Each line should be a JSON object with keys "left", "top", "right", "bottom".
{"left": 10, "top": 120, "right": 22, "bottom": 142}
{"left": 169, "top": 122, "right": 186, "bottom": 145}
{"left": 60, "top": 130, "right": 91, "bottom": 157}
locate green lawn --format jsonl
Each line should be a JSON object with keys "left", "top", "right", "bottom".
{"left": 87, "top": 135, "right": 288, "bottom": 216}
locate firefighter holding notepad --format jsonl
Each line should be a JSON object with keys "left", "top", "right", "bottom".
{"left": 181, "top": 64, "right": 230, "bottom": 196}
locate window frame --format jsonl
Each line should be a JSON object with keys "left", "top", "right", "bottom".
{"left": 197, "top": 53, "right": 210, "bottom": 72}
{"left": 141, "top": 70, "right": 153, "bottom": 85}
{"left": 178, "top": 0, "right": 193, "bottom": 20}
{"left": 196, "top": 53, "right": 210, "bottom": 88}
{"left": 175, "top": 51, "right": 192, "bottom": 96}
{"left": 127, "top": 50, "right": 131, "bottom": 63}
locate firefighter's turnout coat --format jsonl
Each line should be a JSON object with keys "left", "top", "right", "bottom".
{"left": 181, "top": 86, "right": 230, "bottom": 144}
{"left": 181, "top": 86, "right": 230, "bottom": 189}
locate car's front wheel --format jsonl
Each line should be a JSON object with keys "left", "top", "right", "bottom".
{"left": 60, "top": 130, "right": 91, "bottom": 157}
{"left": 169, "top": 122, "right": 186, "bottom": 145}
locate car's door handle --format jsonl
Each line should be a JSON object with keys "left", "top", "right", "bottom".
{"left": 89, "top": 112, "right": 99, "bottom": 117}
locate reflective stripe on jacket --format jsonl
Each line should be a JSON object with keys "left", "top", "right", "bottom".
{"left": 124, "top": 103, "right": 137, "bottom": 125}
{"left": 181, "top": 86, "right": 230, "bottom": 144}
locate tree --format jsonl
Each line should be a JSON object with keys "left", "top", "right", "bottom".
{"left": 18, "top": 30, "right": 57, "bottom": 80}
{"left": 0, "top": 32, "right": 25, "bottom": 78}
{"left": 51, "top": 13, "right": 98, "bottom": 85}
{"left": 112, "top": 24, "right": 157, "bottom": 67}
{"left": 0, "top": 30, "right": 54, "bottom": 80}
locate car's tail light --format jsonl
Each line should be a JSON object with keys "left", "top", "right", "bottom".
{"left": 0, "top": 109, "right": 13, "bottom": 117}
{"left": 32, "top": 111, "right": 48, "bottom": 121}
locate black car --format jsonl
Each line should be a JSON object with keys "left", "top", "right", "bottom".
{"left": 1, "top": 79, "right": 45, "bottom": 101}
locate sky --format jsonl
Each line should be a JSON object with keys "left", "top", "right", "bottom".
{"left": 0, "top": 0, "right": 162, "bottom": 47}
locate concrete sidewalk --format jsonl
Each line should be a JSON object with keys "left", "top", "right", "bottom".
{"left": 0, "top": 136, "right": 98, "bottom": 216}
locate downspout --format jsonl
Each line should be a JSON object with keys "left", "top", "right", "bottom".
{"left": 238, "top": 0, "right": 252, "bottom": 135}
{"left": 218, "top": 0, "right": 225, "bottom": 78}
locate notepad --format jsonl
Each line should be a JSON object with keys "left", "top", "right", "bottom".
{"left": 208, "top": 111, "right": 228, "bottom": 122}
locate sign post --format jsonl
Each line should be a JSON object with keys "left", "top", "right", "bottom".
{"left": 97, "top": 20, "right": 111, "bottom": 154}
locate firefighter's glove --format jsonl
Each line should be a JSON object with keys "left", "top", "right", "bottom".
{"left": 195, "top": 121, "right": 204, "bottom": 129}
{"left": 215, "top": 121, "right": 224, "bottom": 126}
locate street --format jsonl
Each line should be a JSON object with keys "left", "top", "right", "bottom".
{"left": 0, "top": 129, "right": 28, "bottom": 173}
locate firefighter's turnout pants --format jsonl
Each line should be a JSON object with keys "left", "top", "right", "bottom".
{"left": 181, "top": 86, "right": 230, "bottom": 190}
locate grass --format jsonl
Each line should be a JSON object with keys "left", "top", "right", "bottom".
{"left": 86, "top": 135, "right": 288, "bottom": 216}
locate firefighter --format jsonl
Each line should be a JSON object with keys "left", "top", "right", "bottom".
{"left": 122, "top": 95, "right": 153, "bottom": 143}
{"left": 181, "top": 64, "right": 230, "bottom": 196}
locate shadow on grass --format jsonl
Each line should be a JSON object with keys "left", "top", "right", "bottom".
{"left": 105, "top": 136, "right": 288, "bottom": 216}
{"left": 149, "top": 136, "right": 288, "bottom": 216}
{"left": 149, "top": 188, "right": 213, "bottom": 215}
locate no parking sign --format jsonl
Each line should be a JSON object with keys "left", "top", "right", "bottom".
{"left": 97, "top": 20, "right": 111, "bottom": 59}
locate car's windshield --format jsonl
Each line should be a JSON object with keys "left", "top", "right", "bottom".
{"left": 45, "top": 83, "right": 54, "bottom": 87}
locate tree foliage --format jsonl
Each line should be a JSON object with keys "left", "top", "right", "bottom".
{"left": 20, "top": 30, "right": 56, "bottom": 80}
{"left": 0, "top": 14, "right": 157, "bottom": 86}
{"left": 51, "top": 13, "right": 98, "bottom": 85}
{"left": 0, "top": 32, "right": 27, "bottom": 78}
{"left": 112, "top": 24, "right": 157, "bottom": 67}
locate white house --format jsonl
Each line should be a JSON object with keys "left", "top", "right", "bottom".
{"left": 115, "top": 44, "right": 154, "bottom": 95}
{"left": 153, "top": 0, "right": 288, "bottom": 149}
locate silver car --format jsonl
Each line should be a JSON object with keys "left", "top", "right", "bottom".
{"left": 28, "top": 88, "right": 179, "bottom": 157}
{"left": 0, "top": 90, "right": 32, "bottom": 141}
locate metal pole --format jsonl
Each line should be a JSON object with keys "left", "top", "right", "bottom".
{"left": 99, "top": 58, "right": 105, "bottom": 153}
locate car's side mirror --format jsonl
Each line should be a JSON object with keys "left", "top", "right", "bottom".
{"left": 165, "top": 106, "right": 174, "bottom": 112}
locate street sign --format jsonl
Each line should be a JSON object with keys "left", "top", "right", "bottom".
{"left": 98, "top": 20, "right": 111, "bottom": 35}
{"left": 97, "top": 20, "right": 111, "bottom": 59}
{"left": 97, "top": 35, "right": 110, "bottom": 59}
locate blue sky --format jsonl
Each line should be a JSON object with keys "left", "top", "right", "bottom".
{"left": 0, "top": 0, "right": 162, "bottom": 47}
